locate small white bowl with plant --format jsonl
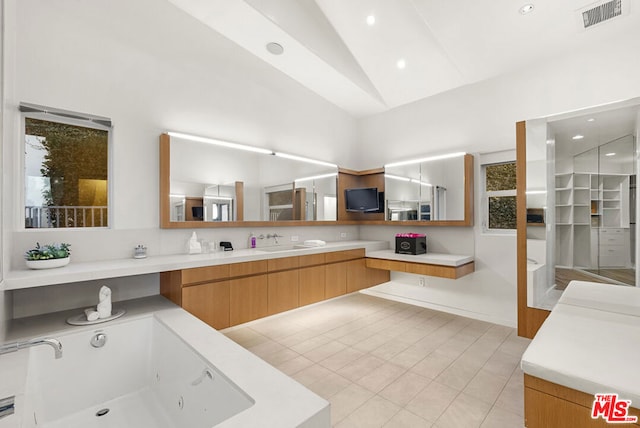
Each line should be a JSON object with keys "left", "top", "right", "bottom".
{"left": 25, "top": 242, "right": 71, "bottom": 269}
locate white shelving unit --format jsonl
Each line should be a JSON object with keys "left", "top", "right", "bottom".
{"left": 555, "top": 172, "right": 631, "bottom": 269}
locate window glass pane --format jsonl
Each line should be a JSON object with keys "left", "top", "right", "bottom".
{"left": 25, "top": 118, "right": 108, "bottom": 228}
{"left": 489, "top": 196, "right": 517, "bottom": 229}
{"left": 486, "top": 162, "right": 516, "bottom": 191}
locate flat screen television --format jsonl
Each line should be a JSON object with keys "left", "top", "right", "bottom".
{"left": 345, "top": 187, "right": 380, "bottom": 212}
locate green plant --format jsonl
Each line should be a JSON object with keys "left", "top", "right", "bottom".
{"left": 25, "top": 242, "right": 71, "bottom": 260}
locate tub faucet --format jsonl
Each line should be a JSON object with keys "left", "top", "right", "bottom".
{"left": 0, "top": 337, "right": 63, "bottom": 359}
{"left": 266, "top": 233, "right": 283, "bottom": 244}
{"left": 191, "top": 368, "right": 213, "bottom": 385}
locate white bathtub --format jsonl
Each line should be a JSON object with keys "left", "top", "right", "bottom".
{"left": 21, "top": 316, "right": 252, "bottom": 428}
{"left": 9, "top": 303, "right": 329, "bottom": 428}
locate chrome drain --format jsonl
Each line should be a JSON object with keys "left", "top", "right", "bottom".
{"left": 96, "top": 408, "right": 110, "bottom": 417}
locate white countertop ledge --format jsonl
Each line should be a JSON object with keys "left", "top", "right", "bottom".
{"left": 366, "top": 250, "right": 473, "bottom": 267}
{"left": 3, "top": 240, "right": 389, "bottom": 290}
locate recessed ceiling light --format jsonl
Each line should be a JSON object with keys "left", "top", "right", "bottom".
{"left": 266, "top": 42, "right": 284, "bottom": 55}
{"left": 606, "top": 152, "right": 616, "bottom": 156}
{"left": 366, "top": 15, "right": 376, "bottom": 26}
{"left": 396, "top": 59, "right": 406, "bottom": 69}
{"left": 587, "top": 118, "right": 596, "bottom": 122}
{"left": 572, "top": 134, "right": 584, "bottom": 140}
{"left": 519, "top": 4, "right": 534, "bottom": 14}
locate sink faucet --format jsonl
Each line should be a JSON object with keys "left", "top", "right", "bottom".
{"left": 266, "top": 233, "right": 283, "bottom": 244}
{"left": 0, "top": 337, "right": 63, "bottom": 359}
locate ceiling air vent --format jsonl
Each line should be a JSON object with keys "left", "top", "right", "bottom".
{"left": 581, "top": 0, "right": 622, "bottom": 28}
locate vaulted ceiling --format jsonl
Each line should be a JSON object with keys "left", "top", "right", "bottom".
{"left": 167, "top": 0, "right": 639, "bottom": 117}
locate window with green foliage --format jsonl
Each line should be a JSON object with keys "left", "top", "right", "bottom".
{"left": 23, "top": 110, "right": 110, "bottom": 229}
{"left": 484, "top": 162, "right": 517, "bottom": 231}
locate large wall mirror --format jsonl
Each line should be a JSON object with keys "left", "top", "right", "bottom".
{"left": 160, "top": 133, "right": 337, "bottom": 227}
{"left": 160, "top": 133, "right": 474, "bottom": 228}
{"left": 383, "top": 153, "right": 474, "bottom": 226}
{"left": 517, "top": 97, "right": 640, "bottom": 338}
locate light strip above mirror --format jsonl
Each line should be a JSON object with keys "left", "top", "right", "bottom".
{"left": 168, "top": 131, "right": 273, "bottom": 154}
{"left": 385, "top": 151, "right": 466, "bottom": 168}
{"left": 385, "top": 174, "right": 432, "bottom": 187}
{"left": 167, "top": 131, "right": 337, "bottom": 168}
{"left": 295, "top": 172, "right": 338, "bottom": 183}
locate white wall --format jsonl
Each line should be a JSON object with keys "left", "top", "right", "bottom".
{"left": 356, "top": 34, "right": 640, "bottom": 327}
{"left": 1, "top": 0, "right": 359, "bottom": 319}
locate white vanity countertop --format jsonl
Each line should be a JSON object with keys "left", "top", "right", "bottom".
{"left": 3, "top": 240, "right": 389, "bottom": 291}
{"left": 366, "top": 249, "right": 474, "bottom": 267}
{"left": 0, "top": 296, "right": 329, "bottom": 428}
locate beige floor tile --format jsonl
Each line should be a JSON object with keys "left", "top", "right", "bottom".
{"left": 435, "top": 392, "right": 492, "bottom": 428}
{"left": 329, "top": 383, "right": 375, "bottom": 424}
{"left": 260, "top": 347, "right": 300, "bottom": 366}
{"left": 379, "top": 371, "right": 431, "bottom": 407}
{"left": 291, "top": 363, "right": 334, "bottom": 387}
{"left": 463, "top": 369, "right": 509, "bottom": 405}
{"left": 383, "top": 409, "right": 432, "bottom": 428}
{"left": 369, "top": 339, "right": 411, "bottom": 361}
{"left": 410, "top": 351, "right": 455, "bottom": 379}
{"left": 480, "top": 406, "right": 525, "bottom": 428}
{"left": 304, "top": 340, "right": 349, "bottom": 363}
{"left": 389, "top": 344, "right": 429, "bottom": 369}
{"left": 318, "top": 346, "right": 366, "bottom": 371}
{"left": 482, "top": 350, "right": 521, "bottom": 378}
{"left": 355, "top": 362, "right": 406, "bottom": 393}
{"left": 275, "top": 354, "right": 314, "bottom": 376}
{"left": 337, "top": 354, "right": 386, "bottom": 382}
{"left": 306, "top": 371, "right": 351, "bottom": 399}
{"left": 405, "top": 381, "right": 459, "bottom": 423}
{"left": 337, "top": 396, "right": 402, "bottom": 428}
{"left": 222, "top": 327, "right": 269, "bottom": 348}
{"left": 276, "top": 328, "right": 324, "bottom": 348}
{"left": 353, "top": 333, "right": 393, "bottom": 352}
{"left": 247, "top": 339, "right": 286, "bottom": 358}
{"left": 435, "top": 358, "right": 483, "bottom": 391}
{"left": 289, "top": 334, "right": 333, "bottom": 354}
{"left": 493, "top": 372, "right": 525, "bottom": 417}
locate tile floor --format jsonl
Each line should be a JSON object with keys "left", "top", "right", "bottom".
{"left": 223, "top": 293, "right": 530, "bottom": 428}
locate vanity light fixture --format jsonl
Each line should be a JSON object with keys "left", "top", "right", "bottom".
{"left": 587, "top": 118, "right": 596, "bottom": 122}
{"left": 273, "top": 152, "right": 337, "bottom": 168}
{"left": 605, "top": 152, "right": 616, "bottom": 157}
{"left": 385, "top": 152, "right": 466, "bottom": 168}
{"left": 204, "top": 195, "right": 234, "bottom": 200}
{"left": 167, "top": 132, "right": 273, "bottom": 155}
{"left": 366, "top": 15, "right": 376, "bottom": 26}
{"left": 169, "top": 194, "right": 186, "bottom": 198}
{"left": 519, "top": 4, "right": 534, "bottom": 14}
{"left": 295, "top": 172, "right": 338, "bottom": 183}
{"left": 384, "top": 174, "right": 411, "bottom": 182}
{"left": 572, "top": 134, "right": 585, "bottom": 140}
{"left": 526, "top": 190, "right": 547, "bottom": 195}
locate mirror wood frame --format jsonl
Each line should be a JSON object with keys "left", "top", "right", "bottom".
{"left": 160, "top": 134, "right": 475, "bottom": 228}
{"left": 516, "top": 121, "right": 551, "bottom": 339}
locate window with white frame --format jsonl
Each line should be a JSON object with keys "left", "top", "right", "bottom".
{"left": 22, "top": 103, "right": 112, "bottom": 229}
{"left": 482, "top": 161, "right": 517, "bottom": 232}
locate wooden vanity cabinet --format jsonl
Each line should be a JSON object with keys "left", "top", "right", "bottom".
{"left": 160, "top": 248, "right": 389, "bottom": 330}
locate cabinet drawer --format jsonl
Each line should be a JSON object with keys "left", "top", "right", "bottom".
{"left": 365, "top": 258, "right": 406, "bottom": 272}
{"left": 599, "top": 253, "right": 627, "bottom": 267}
{"left": 599, "top": 232, "right": 625, "bottom": 245}
{"left": 299, "top": 253, "right": 326, "bottom": 268}
{"left": 229, "top": 260, "right": 268, "bottom": 277}
{"left": 598, "top": 245, "right": 626, "bottom": 258}
{"left": 182, "top": 265, "right": 230, "bottom": 286}
{"left": 325, "top": 249, "right": 365, "bottom": 263}
{"left": 268, "top": 256, "right": 299, "bottom": 272}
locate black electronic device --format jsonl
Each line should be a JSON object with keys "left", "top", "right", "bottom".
{"left": 345, "top": 187, "right": 380, "bottom": 212}
{"left": 219, "top": 241, "right": 233, "bottom": 251}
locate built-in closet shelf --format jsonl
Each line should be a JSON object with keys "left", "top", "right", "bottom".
{"left": 3, "top": 240, "right": 389, "bottom": 291}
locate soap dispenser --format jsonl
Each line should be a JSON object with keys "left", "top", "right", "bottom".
{"left": 249, "top": 232, "right": 257, "bottom": 249}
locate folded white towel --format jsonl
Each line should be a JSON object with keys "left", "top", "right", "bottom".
{"left": 304, "top": 240, "right": 326, "bottom": 247}
{"left": 84, "top": 308, "right": 99, "bottom": 322}
{"left": 97, "top": 285, "right": 112, "bottom": 318}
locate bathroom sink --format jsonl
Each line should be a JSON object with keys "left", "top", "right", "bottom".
{"left": 257, "top": 245, "right": 310, "bottom": 253}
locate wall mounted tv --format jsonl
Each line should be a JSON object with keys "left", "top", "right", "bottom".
{"left": 345, "top": 187, "right": 383, "bottom": 212}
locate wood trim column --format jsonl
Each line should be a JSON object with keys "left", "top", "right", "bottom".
{"left": 160, "top": 133, "right": 171, "bottom": 228}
